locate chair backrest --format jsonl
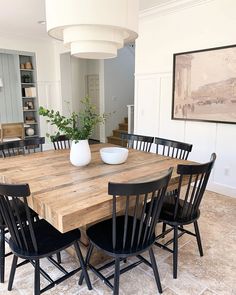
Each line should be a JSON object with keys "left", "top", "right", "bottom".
{"left": 0, "top": 145, "right": 4, "bottom": 159}
{"left": 108, "top": 168, "right": 173, "bottom": 251}
{"left": 1, "top": 140, "right": 24, "bottom": 158}
{"left": 23, "top": 137, "right": 45, "bottom": 153}
{"left": 51, "top": 135, "right": 70, "bottom": 150}
{"left": 0, "top": 183, "right": 38, "bottom": 253}
{"left": 155, "top": 137, "right": 193, "bottom": 160}
{"left": 120, "top": 133, "right": 154, "bottom": 152}
{"left": 174, "top": 153, "right": 216, "bottom": 221}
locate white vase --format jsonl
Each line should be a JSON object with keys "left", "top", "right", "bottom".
{"left": 70, "top": 139, "right": 91, "bottom": 167}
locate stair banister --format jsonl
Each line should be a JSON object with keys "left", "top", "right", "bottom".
{"left": 127, "top": 105, "right": 134, "bottom": 134}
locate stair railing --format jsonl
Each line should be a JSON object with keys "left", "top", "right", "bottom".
{"left": 127, "top": 104, "right": 134, "bottom": 134}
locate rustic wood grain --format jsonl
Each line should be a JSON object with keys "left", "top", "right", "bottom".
{"left": 0, "top": 144, "right": 195, "bottom": 233}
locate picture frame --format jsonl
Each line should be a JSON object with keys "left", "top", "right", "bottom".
{"left": 172, "top": 44, "right": 236, "bottom": 124}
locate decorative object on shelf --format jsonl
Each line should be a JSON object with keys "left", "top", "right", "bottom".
{"left": 20, "top": 63, "right": 25, "bottom": 69}
{"left": 23, "top": 102, "right": 29, "bottom": 110}
{"left": 45, "top": 0, "right": 139, "bottom": 59}
{"left": 25, "top": 116, "right": 36, "bottom": 123}
{"left": 24, "top": 101, "right": 34, "bottom": 110}
{"left": 27, "top": 101, "right": 34, "bottom": 110}
{"left": 26, "top": 127, "right": 35, "bottom": 136}
{"left": 172, "top": 44, "right": 236, "bottom": 125}
{"left": 25, "top": 87, "right": 36, "bottom": 97}
{"left": 25, "top": 62, "right": 33, "bottom": 69}
{"left": 22, "top": 74, "right": 31, "bottom": 83}
{"left": 39, "top": 97, "right": 107, "bottom": 166}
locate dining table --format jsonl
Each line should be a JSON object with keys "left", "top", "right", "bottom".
{"left": 0, "top": 143, "right": 194, "bottom": 262}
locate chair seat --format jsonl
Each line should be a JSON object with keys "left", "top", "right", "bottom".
{"left": 159, "top": 195, "right": 200, "bottom": 224}
{"left": 9, "top": 219, "right": 81, "bottom": 259}
{"left": 87, "top": 216, "right": 155, "bottom": 257}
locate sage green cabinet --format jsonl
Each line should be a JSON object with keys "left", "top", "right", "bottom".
{"left": 0, "top": 53, "right": 23, "bottom": 123}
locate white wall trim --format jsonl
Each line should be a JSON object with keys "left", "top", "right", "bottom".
{"left": 207, "top": 182, "right": 236, "bottom": 199}
{"left": 139, "top": 0, "right": 215, "bottom": 19}
{"left": 135, "top": 71, "right": 172, "bottom": 79}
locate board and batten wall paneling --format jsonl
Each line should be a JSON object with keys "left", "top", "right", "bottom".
{"left": 0, "top": 53, "right": 23, "bottom": 123}
{"left": 37, "top": 80, "right": 61, "bottom": 150}
{"left": 135, "top": 0, "right": 236, "bottom": 197}
{"left": 134, "top": 75, "right": 160, "bottom": 137}
{"left": 135, "top": 72, "right": 236, "bottom": 197}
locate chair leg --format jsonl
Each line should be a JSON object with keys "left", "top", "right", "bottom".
{"left": 34, "top": 260, "right": 40, "bottom": 295}
{"left": 162, "top": 223, "right": 167, "bottom": 238}
{"left": 173, "top": 225, "right": 178, "bottom": 279}
{"left": 74, "top": 242, "right": 92, "bottom": 290}
{"left": 194, "top": 221, "right": 203, "bottom": 257}
{"left": 8, "top": 255, "right": 18, "bottom": 291}
{"left": 0, "top": 228, "right": 5, "bottom": 283}
{"left": 78, "top": 243, "right": 94, "bottom": 286}
{"left": 56, "top": 252, "right": 61, "bottom": 264}
{"left": 113, "top": 257, "right": 120, "bottom": 295}
{"left": 149, "top": 247, "right": 162, "bottom": 294}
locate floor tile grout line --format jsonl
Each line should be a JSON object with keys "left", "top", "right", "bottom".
{"left": 198, "top": 287, "right": 208, "bottom": 295}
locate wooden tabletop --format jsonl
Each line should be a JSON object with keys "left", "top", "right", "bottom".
{"left": 0, "top": 144, "right": 194, "bottom": 233}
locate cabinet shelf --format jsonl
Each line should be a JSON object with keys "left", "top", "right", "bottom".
{"left": 24, "top": 122, "right": 38, "bottom": 125}
{"left": 23, "top": 109, "right": 37, "bottom": 112}
{"left": 25, "top": 135, "right": 39, "bottom": 138}
{"left": 21, "top": 82, "right": 36, "bottom": 85}
{"left": 20, "top": 69, "right": 34, "bottom": 72}
{"left": 22, "top": 96, "right": 36, "bottom": 99}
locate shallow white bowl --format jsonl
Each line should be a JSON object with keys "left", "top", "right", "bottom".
{"left": 100, "top": 147, "right": 129, "bottom": 165}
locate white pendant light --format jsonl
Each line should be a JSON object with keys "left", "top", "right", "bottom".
{"left": 0, "top": 78, "right": 3, "bottom": 88}
{"left": 45, "top": 0, "right": 139, "bottom": 59}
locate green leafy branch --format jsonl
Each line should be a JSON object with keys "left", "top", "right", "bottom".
{"left": 39, "top": 97, "right": 107, "bottom": 142}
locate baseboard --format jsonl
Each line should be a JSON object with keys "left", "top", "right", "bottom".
{"left": 207, "top": 182, "right": 236, "bottom": 198}
{"left": 43, "top": 143, "right": 54, "bottom": 151}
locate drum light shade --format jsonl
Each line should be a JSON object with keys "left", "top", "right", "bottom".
{"left": 45, "top": 0, "right": 139, "bottom": 59}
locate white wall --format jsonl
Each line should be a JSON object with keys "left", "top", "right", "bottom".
{"left": 104, "top": 46, "right": 135, "bottom": 138}
{"left": 60, "top": 53, "right": 88, "bottom": 116}
{"left": 135, "top": 0, "right": 236, "bottom": 197}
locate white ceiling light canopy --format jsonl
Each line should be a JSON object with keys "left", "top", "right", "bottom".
{"left": 45, "top": 0, "right": 139, "bottom": 59}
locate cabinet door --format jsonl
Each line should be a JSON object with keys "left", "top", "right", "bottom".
{"left": 0, "top": 53, "right": 23, "bottom": 123}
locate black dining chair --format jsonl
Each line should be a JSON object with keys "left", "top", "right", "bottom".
{"left": 155, "top": 137, "right": 193, "bottom": 160}
{"left": 1, "top": 140, "right": 25, "bottom": 158}
{"left": 0, "top": 199, "right": 38, "bottom": 283}
{"left": 79, "top": 168, "right": 173, "bottom": 295}
{"left": 120, "top": 133, "right": 154, "bottom": 152}
{"left": 0, "top": 182, "right": 92, "bottom": 295}
{"left": 0, "top": 145, "right": 4, "bottom": 158}
{"left": 23, "top": 137, "right": 45, "bottom": 153}
{"left": 155, "top": 153, "right": 216, "bottom": 279}
{"left": 51, "top": 135, "right": 70, "bottom": 150}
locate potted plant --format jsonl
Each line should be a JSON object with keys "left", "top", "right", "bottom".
{"left": 39, "top": 97, "right": 106, "bottom": 166}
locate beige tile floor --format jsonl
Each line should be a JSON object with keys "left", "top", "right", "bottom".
{"left": 0, "top": 191, "right": 235, "bottom": 295}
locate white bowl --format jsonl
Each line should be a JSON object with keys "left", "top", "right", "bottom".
{"left": 100, "top": 147, "right": 129, "bottom": 165}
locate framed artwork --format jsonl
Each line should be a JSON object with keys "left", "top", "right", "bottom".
{"left": 172, "top": 44, "right": 236, "bottom": 124}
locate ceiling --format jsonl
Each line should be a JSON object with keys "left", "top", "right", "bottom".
{"left": 0, "top": 0, "right": 172, "bottom": 40}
